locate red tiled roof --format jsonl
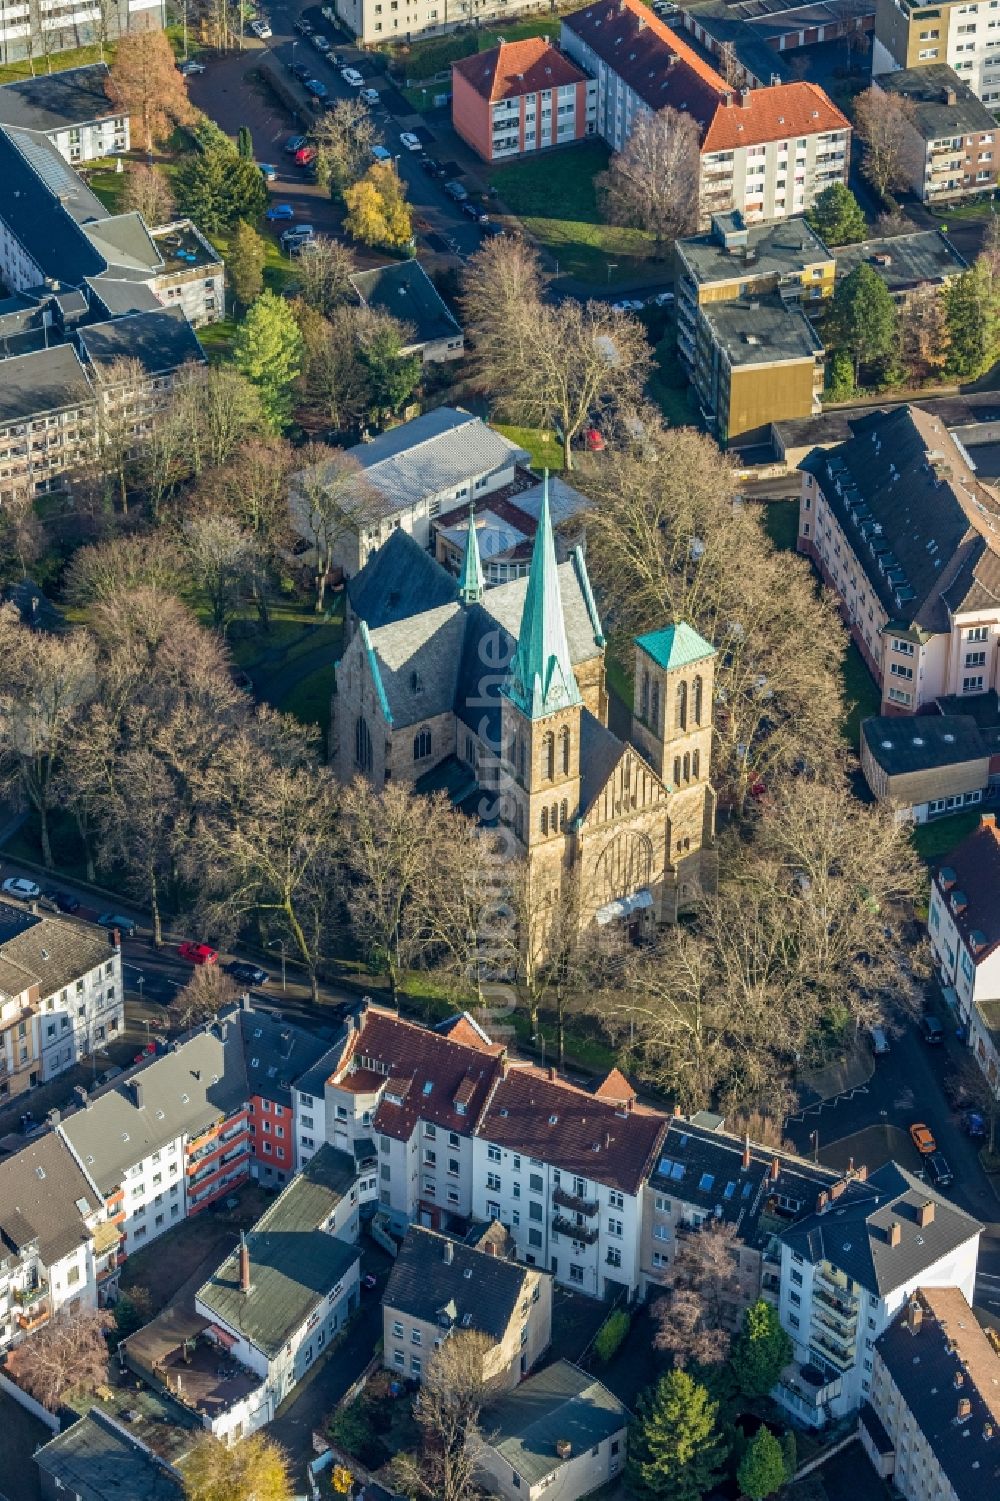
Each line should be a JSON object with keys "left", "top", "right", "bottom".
{"left": 934, "top": 816, "right": 1000, "bottom": 961}
{"left": 436, "top": 1012, "right": 505, "bottom": 1054}
{"left": 338, "top": 1009, "right": 504, "bottom": 1141}
{"left": 563, "top": 0, "right": 728, "bottom": 128}
{"left": 477, "top": 1066, "right": 667, "bottom": 1195}
{"left": 594, "top": 1067, "right": 637, "bottom": 1106}
{"left": 701, "top": 81, "right": 849, "bottom": 153}
{"left": 452, "top": 37, "right": 586, "bottom": 101}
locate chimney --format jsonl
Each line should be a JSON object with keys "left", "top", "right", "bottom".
{"left": 47, "top": 1108, "right": 61, "bottom": 1126}
{"left": 918, "top": 1200, "right": 935, "bottom": 1228}
{"left": 888, "top": 1220, "right": 902, "bottom": 1247}
{"left": 856, "top": 1163, "right": 869, "bottom": 1182}
{"left": 722, "top": 90, "right": 734, "bottom": 107}
{"left": 111, "top": 926, "right": 121, "bottom": 949}
{"left": 548, "top": 1065, "right": 557, "bottom": 1081}
{"left": 674, "top": 1104, "right": 683, "bottom": 1118}
{"left": 906, "top": 1297, "right": 923, "bottom": 1335}
{"left": 985, "top": 1423, "right": 994, "bottom": 1440}
{"left": 982, "top": 812, "right": 996, "bottom": 828}
{"left": 831, "top": 1179, "right": 847, "bottom": 1201}
{"left": 239, "top": 1231, "right": 251, "bottom": 1294}
{"left": 742, "top": 1134, "right": 751, "bottom": 1171}
{"left": 74, "top": 1085, "right": 88, "bottom": 1109}
{"left": 958, "top": 1396, "right": 972, "bottom": 1421}
{"left": 816, "top": 1190, "right": 830, "bottom": 1214}
{"left": 847, "top": 1157, "right": 854, "bottom": 1175}
{"left": 954, "top": 1369, "right": 965, "bottom": 1388}
{"left": 740, "top": 86, "right": 752, "bottom": 108}
{"left": 944, "top": 85, "right": 957, "bottom": 105}
{"left": 770, "top": 1156, "right": 780, "bottom": 1183}
{"left": 131, "top": 1080, "right": 144, "bottom": 1110}
{"left": 443, "top": 1240, "right": 454, "bottom": 1265}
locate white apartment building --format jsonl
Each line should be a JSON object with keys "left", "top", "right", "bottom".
{"left": 332, "top": 0, "right": 549, "bottom": 47}
{"left": 0, "top": 0, "right": 164, "bottom": 67}
{"left": 928, "top": 814, "right": 1000, "bottom": 1086}
{"left": 777, "top": 1163, "right": 981, "bottom": 1423}
{"left": 0, "top": 64, "right": 128, "bottom": 163}
{"left": 799, "top": 405, "right": 1000, "bottom": 715}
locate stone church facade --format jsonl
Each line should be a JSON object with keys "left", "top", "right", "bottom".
{"left": 332, "top": 481, "right": 718, "bottom": 946}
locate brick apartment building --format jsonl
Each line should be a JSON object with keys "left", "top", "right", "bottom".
{"left": 452, "top": 37, "right": 595, "bottom": 162}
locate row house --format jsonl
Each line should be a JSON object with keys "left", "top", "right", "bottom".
{"left": 560, "top": 0, "right": 849, "bottom": 229}
{"left": 0, "top": 64, "right": 129, "bottom": 164}
{"left": 777, "top": 1162, "right": 981, "bottom": 1423}
{"left": 451, "top": 37, "right": 595, "bottom": 162}
{"left": 0, "top": 899, "right": 123, "bottom": 1102}
{"left": 928, "top": 814, "right": 1000, "bottom": 1083}
{"left": 333, "top": 0, "right": 552, "bottom": 46}
{"left": 0, "top": 1133, "right": 114, "bottom": 1353}
{"left": 798, "top": 404, "right": 1000, "bottom": 717}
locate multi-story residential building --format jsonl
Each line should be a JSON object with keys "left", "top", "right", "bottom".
{"left": 350, "top": 259, "right": 463, "bottom": 363}
{"left": 194, "top": 1147, "right": 362, "bottom": 1439}
{"left": 832, "top": 229, "right": 968, "bottom": 300}
{"left": 290, "top": 407, "right": 528, "bottom": 579}
{"left": 0, "top": 1132, "right": 112, "bottom": 1352}
{"left": 874, "top": 0, "right": 1000, "bottom": 104}
{"left": 678, "top": 0, "right": 874, "bottom": 89}
{"left": 382, "top": 1221, "right": 552, "bottom": 1386}
{"left": 147, "top": 222, "right": 225, "bottom": 327}
{"left": 561, "top": 0, "right": 850, "bottom": 228}
{"left": 240, "top": 1007, "right": 331, "bottom": 1188}
{"left": 451, "top": 37, "right": 594, "bottom": 162}
{"left": 0, "top": 0, "right": 163, "bottom": 68}
{"left": 471, "top": 1065, "right": 666, "bottom": 1300}
{"left": 860, "top": 711, "right": 1000, "bottom": 822}
{"left": 777, "top": 1162, "right": 981, "bottom": 1423}
{"left": 332, "top": 0, "right": 549, "bottom": 46}
{"left": 0, "top": 64, "right": 128, "bottom": 163}
{"left": 59, "top": 1021, "right": 253, "bottom": 1264}
{"left": 797, "top": 404, "right": 1000, "bottom": 715}
{"left": 862, "top": 1286, "right": 1000, "bottom": 1500}
{"left": 676, "top": 213, "right": 837, "bottom": 324}
{"left": 0, "top": 899, "right": 123, "bottom": 1101}
{"left": 874, "top": 65, "right": 1000, "bottom": 202}
{"left": 928, "top": 814, "right": 1000, "bottom": 1074}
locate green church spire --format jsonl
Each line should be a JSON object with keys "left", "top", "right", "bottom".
{"left": 502, "top": 472, "right": 582, "bottom": 721}
{"left": 458, "top": 502, "right": 485, "bottom": 604}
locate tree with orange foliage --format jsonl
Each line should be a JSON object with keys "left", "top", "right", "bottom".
{"left": 106, "top": 29, "right": 195, "bottom": 155}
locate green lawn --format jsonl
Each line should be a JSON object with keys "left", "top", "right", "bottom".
{"left": 911, "top": 809, "right": 982, "bottom": 862}
{"left": 389, "top": 15, "right": 569, "bottom": 84}
{"left": 401, "top": 83, "right": 452, "bottom": 113}
{"left": 0, "top": 40, "right": 115, "bottom": 84}
{"left": 648, "top": 330, "right": 691, "bottom": 428}
{"left": 224, "top": 597, "right": 344, "bottom": 739}
{"left": 763, "top": 499, "right": 800, "bottom": 554}
{"left": 493, "top": 423, "right": 564, "bottom": 472}
{"left": 841, "top": 640, "right": 881, "bottom": 747}
{"left": 489, "top": 140, "right": 658, "bottom": 284}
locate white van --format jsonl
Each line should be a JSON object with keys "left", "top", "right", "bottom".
{"left": 869, "top": 1026, "right": 890, "bottom": 1056}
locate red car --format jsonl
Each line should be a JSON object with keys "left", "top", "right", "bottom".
{"left": 583, "top": 428, "right": 606, "bottom": 452}
{"left": 178, "top": 941, "right": 218, "bottom": 966}
{"left": 294, "top": 144, "right": 316, "bottom": 166}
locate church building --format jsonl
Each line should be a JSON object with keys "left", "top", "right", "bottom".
{"left": 332, "top": 477, "right": 718, "bottom": 940}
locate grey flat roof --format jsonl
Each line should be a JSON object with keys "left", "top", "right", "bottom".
{"left": 0, "top": 342, "right": 93, "bottom": 424}
{"left": 78, "top": 307, "right": 205, "bottom": 377}
{"left": 878, "top": 65, "right": 997, "bottom": 138}
{"left": 34, "top": 1409, "right": 182, "bottom": 1501}
{"left": 0, "top": 63, "right": 119, "bottom": 134}
{"left": 703, "top": 292, "right": 823, "bottom": 365}
{"left": 482, "top": 1360, "right": 628, "bottom": 1487}
{"left": 834, "top": 231, "right": 967, "bottom": 293}
{"left": 861, "top": 714, "right": 987, "bottom": 777}
{"left": 197, "top": 1147, "right": 361, "bottom": 1357}
{"left": 351, "top": 259, "right": 461, "bottom": 349}
{"left": 677, "top": 214, "right": 832, "bottom": 287}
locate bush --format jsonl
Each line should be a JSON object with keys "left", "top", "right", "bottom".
{"left": 593, "top": 1307, "right": 631, "bottom": 1363}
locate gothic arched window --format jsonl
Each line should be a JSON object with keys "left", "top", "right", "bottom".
{"left": 541, "top": 807, "right": 549, "bottom": 836}
{"left": 560, "top": 798, "right": 568, "bottom": 830}
{"left": 413, "top": 727, "right": 432, "bottom": 761}
{"left": 673, "top": 756, "right": 681, "bottom": 788}
{"left": 518, "top": 735, "right": 526, "bottom": 781}
{"left": 355, "top": 717, "right": 372, "bottom": 774}
{"left": 693, "top": 675, "right": 703, "bottom": 726}
{"left": 683, "top": 752, "right": 691, "bottom": 783}
{"left": 560, "top": 725, "right": 571, "bottom": 776}
{"left": 543, "top": 731, "right": 555, "bottom": 781}
{"left": 676, "top": 680, "right": 688, "bottom": 732}
{"left": 640, "top": 670, "right": 649, "bottom": 721}
{"left": 692, "top": 749, "right": 700, "bottom": 780}
{"left": 551, "top": 802, "right": 558, "bottom": 832}
{"left": 651, "top": 680, "right": 660, "bottom": 731}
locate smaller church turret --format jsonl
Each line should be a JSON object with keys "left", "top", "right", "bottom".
{"left": 457, "top": 501, "right": 485, "bottom": 605}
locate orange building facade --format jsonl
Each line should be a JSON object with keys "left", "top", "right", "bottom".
{"left": 452, "top": 37, "right": 595, "bottom": 163}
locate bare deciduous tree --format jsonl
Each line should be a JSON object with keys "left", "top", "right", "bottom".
{"left": 15, "top": 1308, "right": 113, "bottom": 1411}
{"left": 291, "top": 235, "right": 357, "bottom": 317}
{"left": 64, "top": 533, "right": 185, "bottom": 607}
{"left": 653, "top": 1222, "right": 743, "bottom": 1367}
{"left": 181, "top": 511, "right": 260, "bottom": 632}
{"left": 391, "top": 1331, "right": 493, "bottom": 1501}
{"left": 598, "top": 107, "right": 701, "bottom": 250}
{"left": 169, "top": 964, "right": 240, "bottom": 1032}
{"left": 290, "top": 443, "right": 382, "bottom": 610}
{"left": 311, "top": 98, "right": 379, "bottom": 197}
{"left": 121, "top": 162, "right": 176, "bottom": 225}
{"left": 854, "top": 87, "right": 917, "bottom": 199}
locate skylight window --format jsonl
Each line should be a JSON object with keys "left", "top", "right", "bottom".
{"left": 698, "top": 1172, "right": 714, "bottom": 1192}
{"left": 423, "top": 1081, "right": 434, "bottom": 1096}
{"left": 670, "top": 1162, "right": 686, "bottom": 1181}
{"left": 741, "top": 1182, "right": 753, "bottom": 1198}
{"left": 724, "top": 1182, "right": 736, "bottom": 1200}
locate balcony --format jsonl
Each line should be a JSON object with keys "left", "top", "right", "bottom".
{"left": 813, "top": 1285, "right": 858, "bottom": 1331}
{"left": 553, "top": 1186, "right": 598, "bottom": 1217}
{"left": 552, "top": 1214, "right": 599, "bottom": 1245}
{"left": 13, "top": 1281, "right": 48, "bottom": 1308}
{"left": 16, "top": 1298, "right": 51, "bottom": 1332}
{"left": 815, "top": 1267, "right": 858, "bottom": 1302}
{"left": 809, "top": 1329, "right": 856, "bottom": 1373}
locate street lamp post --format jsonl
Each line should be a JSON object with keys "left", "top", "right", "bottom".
{"left": 811, "top": 1129, "right": 819, "bottom": 1164}
{"left": 137, "top": 974, "right": 144, "bottom": 1005}
{"left": 607, "top": 262, "right": 618, "bottom": 284}
{"left": 268, "top": 940, "right": 287, "bottom": 992}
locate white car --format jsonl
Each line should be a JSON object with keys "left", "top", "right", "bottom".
{"left": 2, "top": 876, "right": 41, "bottom": 900}
{"left": 612, "top": 298, "right": 644, "bottom": 312}
{"left": 250, "top": 17, "right": 271, "bottom": 36}
{"left": 360, "top": 87, "right": 380, "bottom": 105}
{"left": 341, "top": 66, "right": 364, "bottom": 86}
{"left": 399, "top": 131, "right": 422, "bottom": 151}
{"left": 648, "top": 290, "right": 675, "bottom": 307}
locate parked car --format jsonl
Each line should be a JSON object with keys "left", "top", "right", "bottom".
{"left": 258, "top": 162, "right": 278, "bottom": 181}
{"left": 869, "top": 1025, "right": 890, "bottom": 1056}
{"left": 305, "top": 78, "right": 328, "bottom": 98}
{"left": 178, "top": 941, "right": 218, "bottom": 966}
{"left": 341, "top": 66, "right": 364, "bottom": 86}
{"left": 371, "top": 144, "right": 392, "bottom": 163}
{"left": 920, "top": 1013, "right": 945, "bottom": 1045}
{"left": 461, "top": 201, "right": 488, "bottom": 223}
{"left": 266, "top": 203, "right": 295, "bottom": 221}
{"left": 250, "top": 17, "right": 271, "bottom": 37}
{"left": 910, "top": 1122, "right": 937, "bottom": 1155}
{"left": 583, "top": 427, "right": 606, "bottom": 452}
{"left": 361, "top": 87, "right": 380, "bottom": 104}
{"left": 312, "top": 32, "right": 331, "bottom": 49}
{"left": 294, "top": 144, "right": 317, "bottom": 165}
{"left": 291, "top": 61, "right": 312, "bottom": 80}
{"left": 481, "top": 221, "right": 509, "bottom": 238}
{"left": 444, "top": 179, "right": 468, "bottom": 202}
{"left": 44, "top": 889, "right": 81, "bottom": 913}
{"left": 926, "top": 1152, "right": 954, "bottom": 1187}
{"left": 648, "top": 290, "right": 675, "bottom": 307}
{"left": 293, "top": 16, "right": 313, "bottom": 32}
{"left": 399, "top": 131, "right": 422, "bottom": 152}
{"left": 612, "top": 298, "right": 644, "bottom": 312}
{"left": 177, "top": 58, "right": 205, "bottom": 75}
{"left": 284, "top": 134, "right": 308, "bottom": 153}
{"left": 2, "top": 876, "right": 40, "bottom": 900}
{"left": 97, "top": 913, "right": 137, "bottom": 937}
{"left": 282, "top": 224, "right": 315, "bottom": 247}
{"left": 227, "top": 961, "right": 269, "bottom": 987}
